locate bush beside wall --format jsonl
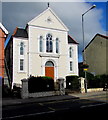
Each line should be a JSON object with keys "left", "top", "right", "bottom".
{"left": 86, "top": 73, "right": 108, "bottom": 88}
{"left": 28, "top": 76, "right": 54, "bottom": 93}
{"left": 66, "top": 76, "right": 80, "bottom": 90}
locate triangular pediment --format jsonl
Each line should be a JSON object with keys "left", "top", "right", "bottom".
{"left": 28, "top": 7, "right": 69, "bottom": 31}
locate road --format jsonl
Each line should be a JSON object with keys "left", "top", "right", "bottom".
{"left": 2, "top": 96, "right": 108, "bottom": 120}
{"left": 72, "top": 91, "right": 108, "bottom": 103}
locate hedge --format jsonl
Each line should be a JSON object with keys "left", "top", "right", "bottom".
{"left": 28, "top": 76, "right": 54, "bottom": 93}
{"left": 66, "top": 76, "right": 80, "bottom": 90}
{"left": 86, "top": 73, "right": 108, "bottom": 88}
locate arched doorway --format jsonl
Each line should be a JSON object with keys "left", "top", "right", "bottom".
{"left": 45, "top": 61, "right": 54, "bottom": 80}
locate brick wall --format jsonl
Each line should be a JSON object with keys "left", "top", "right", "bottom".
{"left": 0, "top": 28, "right": 5, "bottom": 78}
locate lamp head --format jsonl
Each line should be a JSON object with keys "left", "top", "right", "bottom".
{"left": 91, "top": 4, "right": 96, "bottom": 9}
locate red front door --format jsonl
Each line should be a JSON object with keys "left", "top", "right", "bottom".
{"left": 45, "top": 67, "right": 54, "bottom": 80}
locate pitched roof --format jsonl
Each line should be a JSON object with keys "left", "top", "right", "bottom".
{"left": 0, "top": 22, "right": 8, "bottom": 34}
{"left": 68, "top": 35, "right": 79, "bottom": 44}
{"left": 12, "top": 27, "right": 28, "bottom": 38}
{"left": 28, "top": 7, "right": 69, "bottom": 32}
{"left": 83, "top": 33, "right": 108, "bottom": 51}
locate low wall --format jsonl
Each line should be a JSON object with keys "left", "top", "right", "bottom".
{"left": 87, "top": 88, "right": 103, "bottom": 92}
{"left": 29, "top": 91, "right": 60, "bottom": 98}
{"left": 21, "top": 78, "right": 65, "bottom": 99}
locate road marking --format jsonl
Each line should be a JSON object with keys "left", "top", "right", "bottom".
{"left": 40, "top": 99, "right": 79, "bottom": 104}
{"left": 38, "top": 103, "right": 44, "bottom": 106}
{"left": 80, "top": 103, "right": 106, "bottom": 108}
{"left": 2, "top": 111, "right": 55, "bottom": 120}
{"left": 48, "top": 107, "right": 55, "bottom": 111}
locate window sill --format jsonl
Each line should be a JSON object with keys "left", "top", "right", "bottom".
{"left": 18, "top": 71, "right": 26, "bottom": 73}
{"left": 39, "top": 53, "right": 60, "bottom": 58}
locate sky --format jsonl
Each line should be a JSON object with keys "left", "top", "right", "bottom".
{"left": 1, "top": 1, "right": 107, "bottom": 62}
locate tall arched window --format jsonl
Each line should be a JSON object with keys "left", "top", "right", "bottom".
{"left": 20, "top": 42, "right": 24, "bottom": 55}
{"left": 56, "top": 38, "right": 59, "bottom": 53}
{"left": 39, "top": 36, "right": 43, "bottom": 52}
{"left": 46, "top": 33, "right": 53, "bottom": 52}
{"left": 69, "top": 47, "right": 73, "bottom": 58}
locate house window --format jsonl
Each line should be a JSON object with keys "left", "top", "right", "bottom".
{"left": 20, "top": 59, "right": 24, "bottom": 71}
{"left": 46, "top": 33, "right": 53, "bottom": 52}
{"left": 45, "top": 61, "right": 54, "bottom": 67}
{"left": 20, "top": 42, "right": 24, "bottom": 55}
{"left": 70, "top": 61, "right": 73, "bottom": 71}
{"left": 39, "top": 36, "right": 43, "bottom": 52}
{"left": 69, "top": 47, "right": 73, "bottom": 58}
{"left": 56, "top": 38, "right": 59, "bottom": 53}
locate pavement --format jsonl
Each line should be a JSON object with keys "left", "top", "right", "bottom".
{"left": 2, "top": 91, "right": 108, "bottom": 107}
{"left": 2, "top": 95, "right": 79, "bottom": 107}
{"left": 70, "top": 91, "right": 108, "bottom": 103}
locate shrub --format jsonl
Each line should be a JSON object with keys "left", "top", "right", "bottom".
{"left": 2, "top": 85, "right": 11, "bottom": 97}
{"left": 28, "top": 76, "right": 54, "bottom": 93}
{"left": 66, "top": 76, "right": 79, "bottom": 90}
{"left": 12, "top": 85, "right": 21, "bottom": 98}
{"left": 87, "top": 73, "right": 108, "bottom": 88}
{"left": 94, "top": 74, "right": 108, "bottom": 88}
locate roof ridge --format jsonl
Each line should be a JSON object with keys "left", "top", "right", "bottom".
{"left": 97, "top": 33, "right": 108, "bottom": 39}
{"left": 0, "top": 22, "right": 8, "bottom": 34}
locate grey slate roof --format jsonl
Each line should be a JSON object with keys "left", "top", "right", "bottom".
{"left": 12, "top": 27, "right": 78, "bottom": 45}
{"left": 68, "top": 35, "right": 78, "bottom": 44}
{"left": 13, "top": 27, "right": 28, "bottom": 38}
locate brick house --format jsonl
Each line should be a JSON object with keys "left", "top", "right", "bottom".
{"left": 0, "top": 23, "right": 8, "bottom": 85}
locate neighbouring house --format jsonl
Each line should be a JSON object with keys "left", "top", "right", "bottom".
{"left": 83, "top": 33, "right": 108, "bottom": 76}
{"left": 5, "top": 7, "right": 79, "bottom": 88}
{"left": 0, "top": 23, "right": 8, "bottom": 85}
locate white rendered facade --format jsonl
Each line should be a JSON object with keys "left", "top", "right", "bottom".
{"left": 12, "top": 7, "right": 78, "bottom": 87}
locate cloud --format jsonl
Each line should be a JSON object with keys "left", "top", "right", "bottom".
{"left": 51, "top": 2, "right": 106, "bottom": 56}
{"left": 2, "top": 2, "right": 106, "bottom": 61}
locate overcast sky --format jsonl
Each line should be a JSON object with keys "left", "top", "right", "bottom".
{"left": 2, "top": 2, "right": 107, "bottom": 62}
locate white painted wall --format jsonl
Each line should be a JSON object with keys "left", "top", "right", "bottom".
{"left": 13, "top": 37, "right": 28, "bottom": 86}
{"left": 12, "top": 7, "right": 78, "bottom": 86}
{"left": 67, "top": 44, "right": 79, "bottom": 76}
{"left": 28, "top": 25, "right": 69, "bottom": 81}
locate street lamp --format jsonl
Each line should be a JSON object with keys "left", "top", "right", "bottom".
{"left": 82, "top": 4, "right": 96, "bottom": 93}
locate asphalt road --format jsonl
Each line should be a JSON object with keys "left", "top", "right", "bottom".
{"left": 2, "top": 98, "right": 108, "bottom": 120}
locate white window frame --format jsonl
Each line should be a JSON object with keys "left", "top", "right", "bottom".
{"left": 46, "top": 33, "right": 53, "bottom": 53}
{"left": 69, "top": 47, "right": 73, "bottom": 58}
{"left": 20, "top": 59, "right": 24, "bottom": 71}
{"left": 56, "top": 38, "right": 59, "bottom": 53}
{"left": 70, "top": 61, "right": 73, "bottom": 72}
{"left": 20, "top": 42, "right": 24, "bottom": 55}
{"left": 39, "top": 35, "right": 43, "bottom": 52}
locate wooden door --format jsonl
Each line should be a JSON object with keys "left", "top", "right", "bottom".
{"left": 45, "top": 67, "right": 54, "bottom": 80}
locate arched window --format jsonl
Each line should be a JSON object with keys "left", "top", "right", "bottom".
{"left": 46, "top": 33, "right": 53, "bottom": 52}
{"left": 20, "top": 42, "right": 24, "bottom": 55}
{"left": 56, "top": 38, "right": 59, "bottom": 53}
{"left": 45, "top": 61, "right": 54, "bottom": 67}
{"left": 39, "top": 36, "right": 43, "bottom": 52}
{"left": 69, "top": 47, "right": 73, "bottom": 58}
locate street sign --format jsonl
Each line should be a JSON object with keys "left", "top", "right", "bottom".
{"left": 83, "top": 68, "right": 88, "bottom": 71}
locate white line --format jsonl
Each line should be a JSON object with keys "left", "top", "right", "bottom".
{"left": 80, "top": 103, "right": 106, "bottom": 108}
{"left": 2, "top": 111, "right": 55, "bottom": 120}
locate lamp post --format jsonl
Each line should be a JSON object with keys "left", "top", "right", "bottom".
{"left": 82, "top": 4, "right": 96, "bottom": 93}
